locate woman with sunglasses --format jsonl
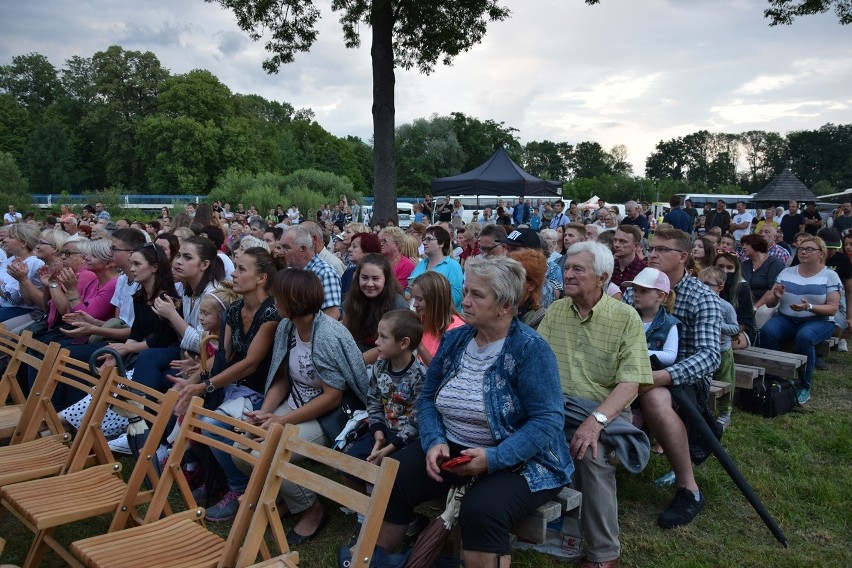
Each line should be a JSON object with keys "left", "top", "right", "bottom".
{"left": 409, "top": 225, "right": 463, "bottom": 310}
{"left": 758, "top": 236, "right": 840, "bottom": 405}
{"left": 33, "top": 239, "right": 119, "bottom": 344}
{"left": 379, "top": 226, "right": 415, "bottom": 290}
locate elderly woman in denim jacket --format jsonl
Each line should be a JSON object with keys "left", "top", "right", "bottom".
{"left": 376, "top": 256, "right": 573, "bottom": 568}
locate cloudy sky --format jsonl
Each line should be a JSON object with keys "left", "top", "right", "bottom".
{"left": 2, "top": 0, "right": 850, "bottom": 174}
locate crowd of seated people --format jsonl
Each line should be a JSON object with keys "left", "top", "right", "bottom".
{"left": 4, "top": 195, "right": 850, "bottom": 568}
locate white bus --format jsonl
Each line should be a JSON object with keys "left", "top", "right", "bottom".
{"left": 675, "top": 193, "right": 756, "bottom": 209}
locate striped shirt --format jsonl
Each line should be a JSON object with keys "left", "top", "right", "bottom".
{"left": 538, "top": 293, "right": 652, "bottom": 406}
{"left": 435, "top": 337, "right": 504, "bottom": 448}
{"left": 775, "top": 266, "right": 841, "bottom": 319}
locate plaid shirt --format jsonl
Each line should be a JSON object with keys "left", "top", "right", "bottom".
{"left": 768, "top": 243, "right": 791, "bottom": 265}
{"left": 611, "top": 254, "right": 646, "bottom": 289}
{"left": 305, "top": 255, "right": 342, "bottom": 311}
{"left": 624, "top": 272, "right": 721, "bottom": 387}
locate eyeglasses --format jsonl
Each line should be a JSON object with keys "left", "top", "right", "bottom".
{"left": 59, "top": 250, "right": 83, "bottom": 257}
{"left": 422, "top": 236, "right": 438, "bottom": 243}
{"left": 648, "top": 245, "right": 686, "bottom": 255}
{"left": 37, "top": 240, "right": 54, "bottom": 248}
{"left": 110, "top": 245, "right": 133, "bottom": 253}
{"left": 798, "top": 246, "right": 821, "bottom": 254}
{"left": 480, "top": 242, "right": 503, "bottom": 252}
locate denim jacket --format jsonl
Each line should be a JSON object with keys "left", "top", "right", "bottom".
{"left": 418, "top": 318, "right": 574, "bottom": 492}
{"left": 644, "top": 307, "right": 680, "bottom": 351}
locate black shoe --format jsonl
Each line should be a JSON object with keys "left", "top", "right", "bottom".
{"left": 286, "top": 508, "right": 329, "bottom": 546}
{"left": 657, "top": 487, "right": 704, "bottom": 529}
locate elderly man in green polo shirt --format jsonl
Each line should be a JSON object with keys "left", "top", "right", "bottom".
{"left": 538, "top": 241, "right": 652, "bottom": 568}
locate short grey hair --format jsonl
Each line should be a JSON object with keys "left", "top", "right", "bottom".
{"left": 88, "top": 239, "right": 113, "bottom": 262}
{"left": 41, "top": 229, "right": 70, "bottom": 251}
{"left": 65, "top": 234, "right": 92, "bottom": 256}
{"left": 283, "top": 225, "right": 313, "bottom": 249}
{"left": 539, "top": 229, "right": 558, "bottom": 257}
{"left": 463, "top": 256, "right": 526, "bottom": 311}
{"left": 239, "top": 236, "right": 269, "bottom": 252}
{"left": 625, "top": 200, "right": 638, "bottom": 211}
{"left": 566, "top": 241, "right": 614, "bottom": 288}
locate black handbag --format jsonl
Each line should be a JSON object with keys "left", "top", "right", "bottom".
{"left": 285, "top": 327, "right": 365, "bottom": 444}
{"left": 738, "top": 375, "right": 798, "bottom": 418}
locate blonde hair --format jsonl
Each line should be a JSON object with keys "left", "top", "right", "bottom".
{"left": 201, "top": 281, "right": 239, "bottom": 317}
{"left": 400, "top": 235, "right": 419, "bottom": 263}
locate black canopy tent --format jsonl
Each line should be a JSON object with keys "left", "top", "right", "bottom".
{"left": 431, "top": 147, "right": 562, "bottom": 198}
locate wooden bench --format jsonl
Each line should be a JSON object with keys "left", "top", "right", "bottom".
{"left": 511, "top": 486, "right": 582, "bottom": 545}
{"left": 708, "top": 380, "right": 732, "bottom": 412}
{"left": 734, "top": 364, "right": 765, "bottom": 390}
{"left": 733, "top": 347, "right": 806, "bottom": 382}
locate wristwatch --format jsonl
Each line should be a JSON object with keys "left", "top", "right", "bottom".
{"left": 592, "top": 411, "right": 609, "bottom": 428}
{"left": 49, "top": 283, "right": 59, "bottom": 289}
{"left": 806, "top": 303, "right": 814, "bottom": 312}
{"left": 203, "top": 378, "right": 215, "bottom": 394}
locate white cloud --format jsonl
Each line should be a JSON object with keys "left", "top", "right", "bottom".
{"left": 737, "top": 74, "right": 798, "bottom": 95}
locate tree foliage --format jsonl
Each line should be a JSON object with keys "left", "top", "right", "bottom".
{"left": 0, "top": 46, "right": 372, "bottom": 196}
{"left": 765, "top": 0, "right": 852, "bottom": 25}
{"left": 205, "top": 0, "right": 511, "bottom": 223}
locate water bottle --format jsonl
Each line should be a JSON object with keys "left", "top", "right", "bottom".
{"left": 655, "top": 470, "right": 676, "bottom": 486}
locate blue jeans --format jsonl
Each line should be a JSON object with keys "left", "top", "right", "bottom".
{"left": 131, "top": 347, "right": 181, "bottom": 392}
{"left": 759, "top": 314, "right": 835, "bottom": 389}
{"left": 200, "top": 399, "right": 264, "bottom": 493}
{"left": 0, "top": 306, "right": 33, "bottom": 323}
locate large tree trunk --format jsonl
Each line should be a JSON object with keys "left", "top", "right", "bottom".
{"left": 370, "top": 0, "right": 397, "bottom": 224}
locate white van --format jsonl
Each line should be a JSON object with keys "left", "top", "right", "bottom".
{"left": 361, "top": 202, "right": 415, "bottom": 228}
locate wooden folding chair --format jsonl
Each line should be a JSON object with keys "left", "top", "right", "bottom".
{"left": 0, "top": 327, "right": 61, "bottom": 441}
{"left": 0, "top": 370, "right": 179, "bottom": 568}
{"left": 243, "top": 423, "right": 400, "bottom": 568}
{"left": 0, "top": 349, "right": 111, "bottom": 488}
{"left": 68, "top": 396, "right": 284, "bottom": 568}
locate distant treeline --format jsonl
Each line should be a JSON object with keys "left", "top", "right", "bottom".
{"left": 1, "top": 46, "right": 850, "bottom": 207}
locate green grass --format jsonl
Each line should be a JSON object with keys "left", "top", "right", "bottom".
{"left": 2, "top": 355, "right": 851, "bottom": 567}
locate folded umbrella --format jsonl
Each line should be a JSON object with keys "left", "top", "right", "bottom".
{"left": 669, "top": 385, "right": 788, "bottom": 547}
{"left": 404, "top": 482, "right": 470, "bottom": 568}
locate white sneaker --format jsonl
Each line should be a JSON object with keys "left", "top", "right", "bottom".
{"left": 838, "top": 339, "right": 848, "bottom": 352}
{"left": 108, "top": 433, "right": 132, "bottom": 455}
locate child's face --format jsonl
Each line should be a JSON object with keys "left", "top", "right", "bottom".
{"left": 699, "top": 278, "right": 724, "bottom": 296}
{"left": 632, "top": 285, "right": 664, "bottom": 311}
{"left": 411, "top": 284, "right": 426, "bottom": 316}
{"left": 198, "top": 299, "right": 220, "bottom": 332}
{"left": 375, "top": 319, "right": 405, "bottom": 360}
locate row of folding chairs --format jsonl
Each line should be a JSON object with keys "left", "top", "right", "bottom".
{"left": 0, "top": 325, "right": 399, "bottom": 568}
